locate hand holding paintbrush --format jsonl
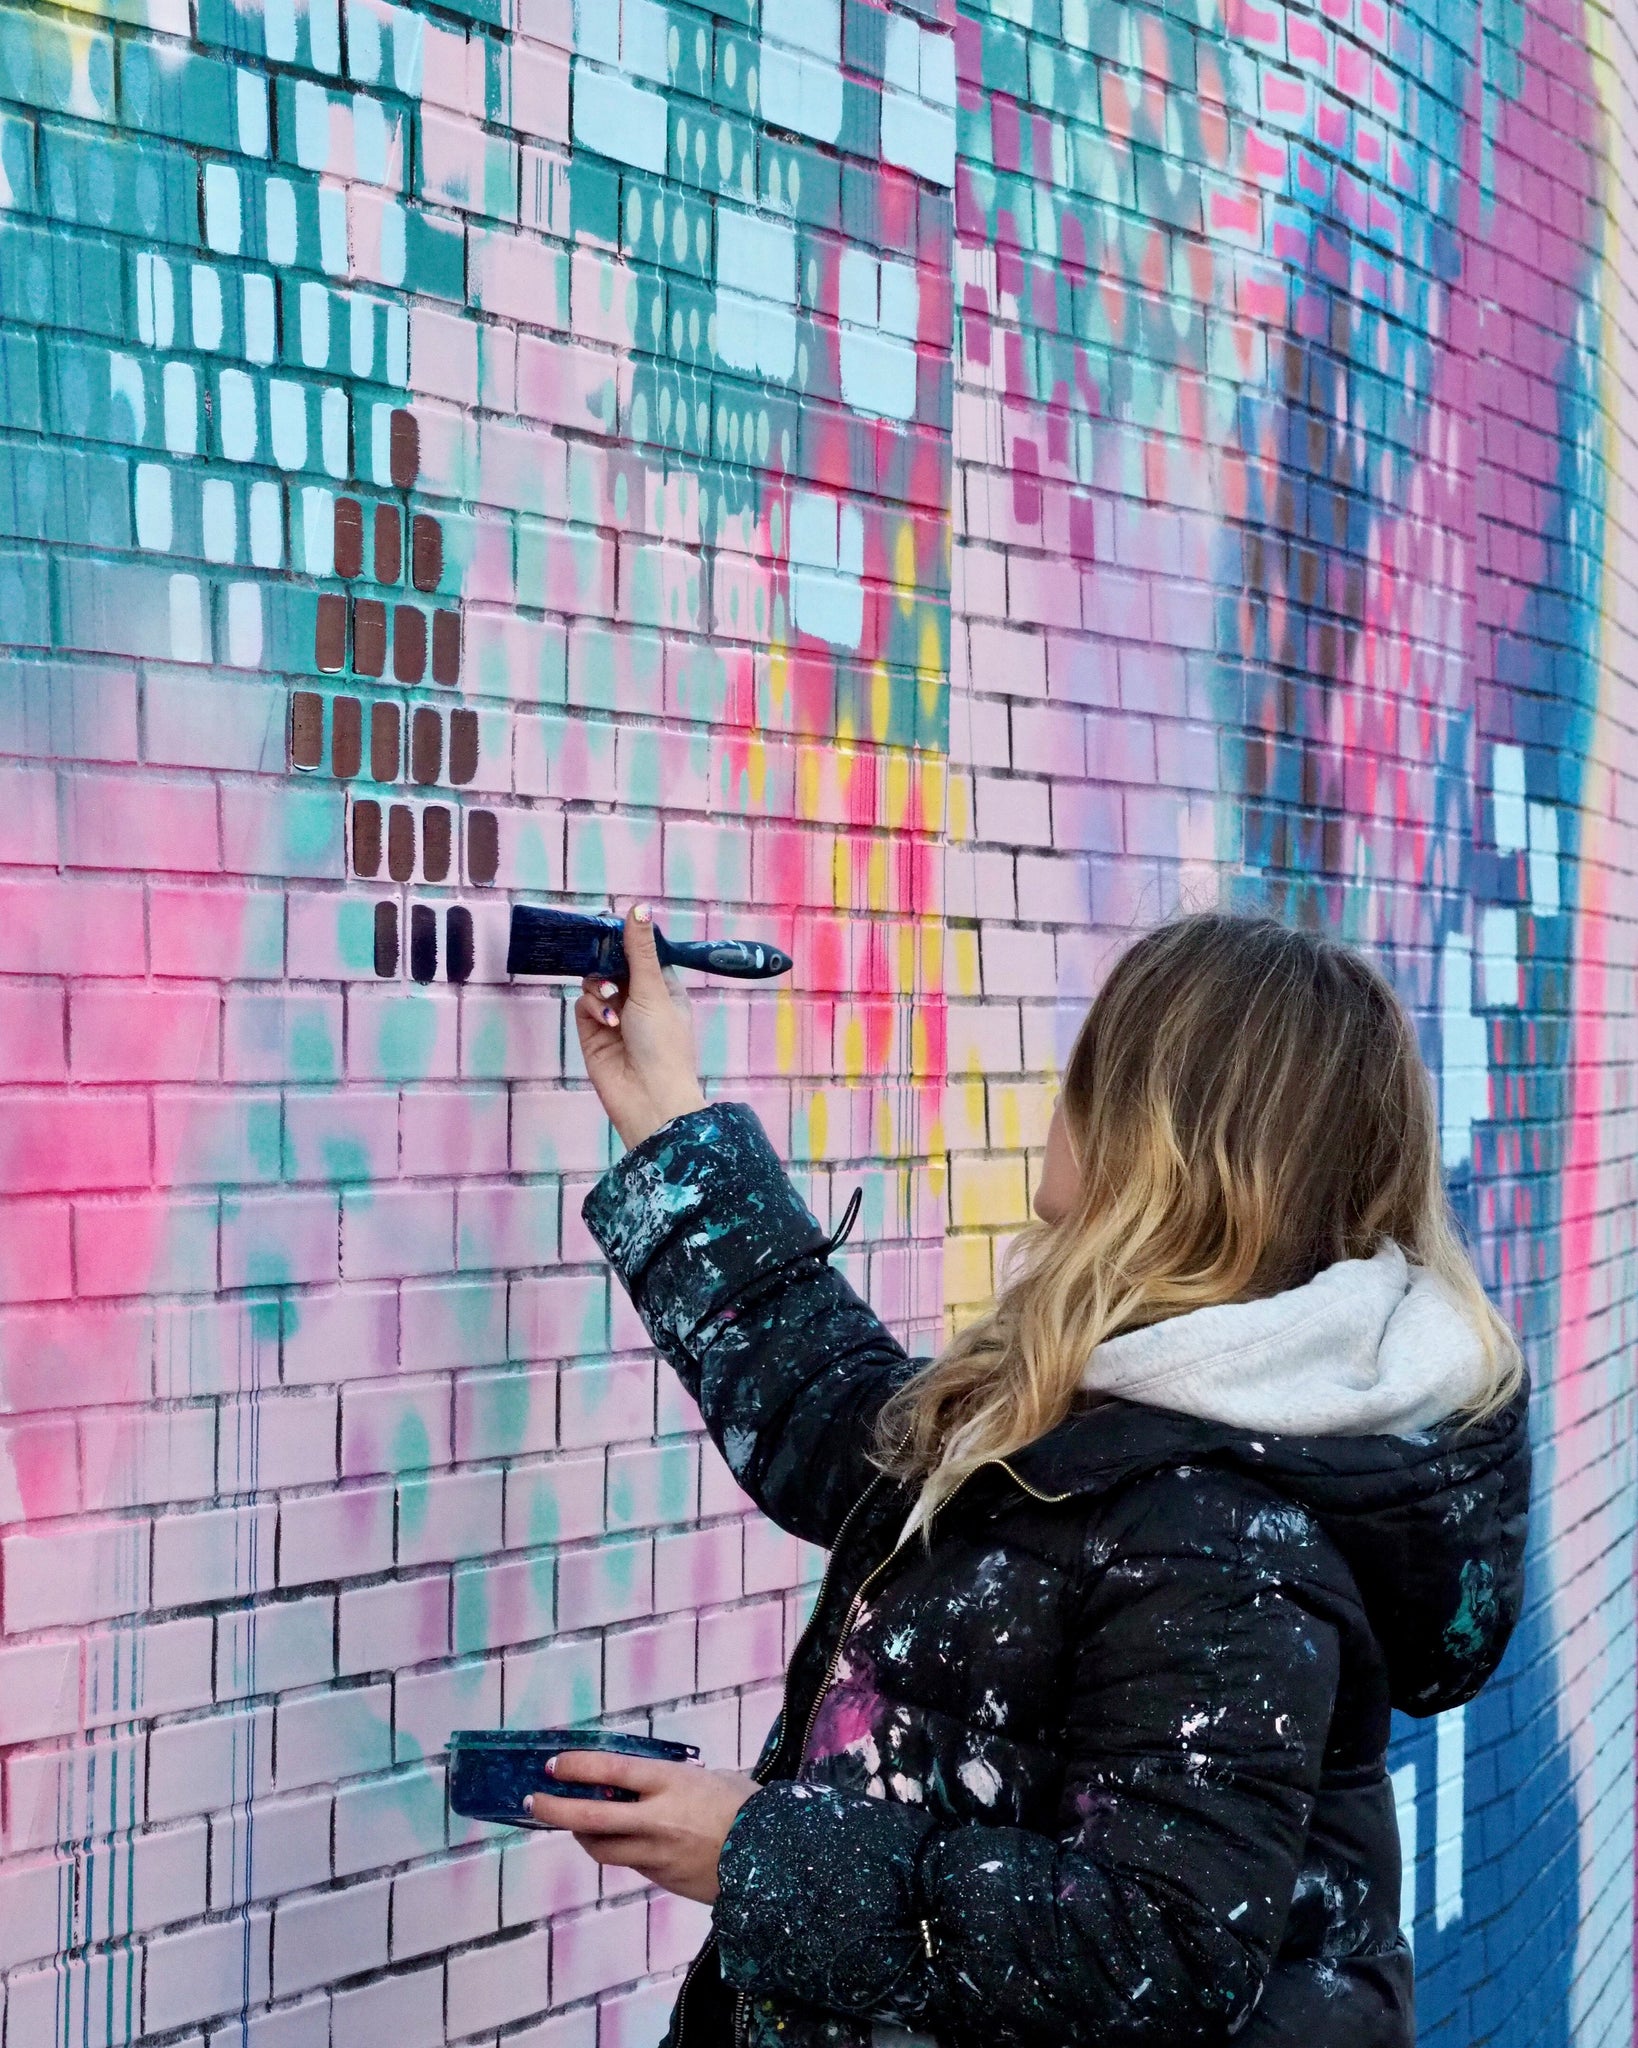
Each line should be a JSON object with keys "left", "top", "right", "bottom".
{"left": 570, "top": 904, "right": 712, "bottom": 1151}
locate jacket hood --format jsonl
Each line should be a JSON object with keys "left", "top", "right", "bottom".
{"left": 1002, "top": 1375, "right": 1532, "bottom": 1717}
{"left": 1081, "top": 1242, "right": 1488, "bottom": 1437}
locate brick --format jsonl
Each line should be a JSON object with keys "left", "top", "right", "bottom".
{"left": 332, "top": 1763, "right": 447, "bottom": 1878}
{"left": 400, "top": 1277, "right": 510, "bottom": 1371}
{"left": 154, "top": 1088, "right": 282, "bottom": 1187}
{"left": 224, "top": 992, "right": 343, "bottom": 1083}
{"left": 0, "top": 1093, "right": 149, "bottom": 1194}
{"left": 0, "top": 1412, "right": 78, "bottom": 1519}
{"left": 549, "top": 1899, "right": 646, "bottom": 2004}
{"left": 0, "top": 1196, "right": 72, "bottom": 1303}
{"left": 342, "top": 1184, "right": 455, "bottom": 1280}
{"left": 145, "top": 1908, "right": 272, "bottom": 2031}
{"left": 446, "top": 1925, "right": 553, "bottom": 2032}
{"left": 0, "top": 1639, "right": 81, "bottom": 1747}
{"left": 275, "top": 1683, "right": 393, "bottom": 1791}
{"left": 555, "top": 1535, "right": 652, "bottom": 1631}
{"left": 152, "top": 1501, "right": 276, "bottom": 1607}
{"left": 6, "top": 1726, "right": 146, "bottom": 1856}
{"left": 401, "top": 1086, "right": 510, "bottom": 1177}
{"left": 282, "top": 1288, "right": 398, "bottom": 1387}
{"left": 278, "top": 1482, "right": 395, "bottom": 1587}
{"left": 149, "top": 1707, "right": 274, "bottom": 1823}
{"left": 0, "top": 984, "right": 66, "bottom": 1079}
{"left": 83, "top": 1616, "right": 213, "bottom": 1726}
{"left": 697, "top": 1598, "right": 786, "bottom": 1690}
{"left": 220, "top": 1189, "right": 339, "bottom": 1289}
{"left": 341, "top": 1376, "right": 452, "bottom": 1476}
{"left": 340, "top": 1573, "right": 451, "bottom": 1677}
{"left": 604, "top": 1614, "right": 696, "bottom": 1712}
{"left": 150, "top": 884, "right": 285, "bottom": 978}
{"left": 557, "top": 1358, "right": 653, "bottom": 1447}
{"left": 454, "top": 1364, "right": 557, "bottom": 1462}
{"left": 4, "top": 1949, "right": 142, "bottom": 2048}
{"left": 395, "top": 1654, "right": 501, "bottom": 1761}
{"left": 74, "top": 1193, "right": 217, "bottom": 1298}
{"left": 397, "top": 1466, "right": 504, "bottom": 1566}
{"left": 283, "top": 1086, "right": 399, "bottom": 1183}
{"left": 61, "top": 771, "right": 219, "bottom": 871}
{"left": 0, "top": 1851, "right": 72, "bottom": 1971}
{"left": 217, "top": 1390, "right": 339, "bottom": 1492}
{"left": 217, "top": 1595, "right": 335, "bottom": 1698}
{"left": 272, "top": 1875, "right": 390, "bottom": 1996}
{"left": 331, "top": 1962, "right": 446, "bottom": 2048}
{"left": 2, "top": 1517, "right": 151, "bottom": 1631}
{"left": 346, "top": 989, "right": 459, "bottom": 1081}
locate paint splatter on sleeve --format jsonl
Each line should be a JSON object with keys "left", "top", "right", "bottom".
{"left": 583, "top": 1101, "right": 917, "bottom": 1544}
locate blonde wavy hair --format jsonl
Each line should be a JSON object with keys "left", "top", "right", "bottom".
{"left": 878, "top": 913, "right": 1521, "bottom": 1521}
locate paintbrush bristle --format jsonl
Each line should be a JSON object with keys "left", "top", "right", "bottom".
{"left": 506, "top": 906, "right": 626, "bottom": 979}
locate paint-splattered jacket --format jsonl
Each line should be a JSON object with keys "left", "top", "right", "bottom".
{"left": 584, "top": 1105, "right": 1531, "bottom": 2048}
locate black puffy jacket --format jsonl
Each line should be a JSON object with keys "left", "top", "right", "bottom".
{"left": 583, "top": 1105, "right": 1531, "bottom": 2048}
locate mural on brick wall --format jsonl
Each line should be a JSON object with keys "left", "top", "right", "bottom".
{"left": 0, "top": 0, "right": 1632, "bottom": 2042}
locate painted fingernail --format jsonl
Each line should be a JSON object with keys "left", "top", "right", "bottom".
{"left": 633, "top": 902, "right": 652, "bottom": 924}
{"left": 603, "top": 1006, "right": 619, "bottom": 1027}
{"left": 599, "top": 981, "right": 618, "bottom": 999}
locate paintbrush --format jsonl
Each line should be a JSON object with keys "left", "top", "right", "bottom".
{"left": 507, "top": 906, "right": 793, "bottom": 982}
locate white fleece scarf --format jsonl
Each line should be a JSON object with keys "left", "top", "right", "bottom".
{"left": 897, "top": 1244, "right": 1486, "bottom": 1548}
{"left": 1079, "top": 1241, "right": 1487, "bottom": 1438}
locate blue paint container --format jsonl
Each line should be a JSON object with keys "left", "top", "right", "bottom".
{"left": 447, "top": 1727, "right": 701, "bottom": 1828}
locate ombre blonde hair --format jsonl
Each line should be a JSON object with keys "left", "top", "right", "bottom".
{"left": 879, "top": 913, "right": 1521, "bottom": 1521}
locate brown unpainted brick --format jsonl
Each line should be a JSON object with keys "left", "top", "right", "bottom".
{"left": 353, "top": 599, "right": 387, "bottom": 678}
{"left": 373, "top": 899, "right": 399, "bottom": 977}
{"left": 411, "top": 514, "right": 443, "bottom": 592}
{"left": 352, "top": 800, "right": 382, "bottom": 878}
{"left": 387, "top": 803, "right": 416, "bottom": 883}
{"left": 334, "top": 497, "right": 364, "bottom": 579}
{"left": 449, "top": 708, "right": 479, "bottom": 786}
{"left": 332, "top": 696, "right": 363, "bottom": 779}
{"left": 390, "top": 408, "right": 420, "bottom": 488}
{"left": 370, "top": 701, "right": 400, "bottom": 782}
{"left": 431, "top": 609, "right": 461, "bottom": 686}
{"left": 290, "top": 692, "right": 324, "bottom": 770}
{"left": 411, "top": 706, "right": 442, "bottom": 784}
{"left": 315, "top": 593, "right": 347, "bottom": 672}
{"left": 467, "top": 809, "right": 499, "bottom": 886}
{"left": 375, "top": 503, "right": 402, "bottom": 584}
{"left": 422, "top": 805, "right": 452, "bottom": 883}
{"left": 394, "top": 605, "right": 427, "bottom": 685}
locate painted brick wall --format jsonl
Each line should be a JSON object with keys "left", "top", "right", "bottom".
{"left": 0, "top": 0, "right": 1635, "bottom": 2043}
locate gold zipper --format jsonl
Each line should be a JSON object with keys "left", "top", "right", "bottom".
{"left": 671, "top": 1932, "right": 720, "bottom": 2048}
{"left": 990, "top": 1458, "right": 1073, "bottom": 1506}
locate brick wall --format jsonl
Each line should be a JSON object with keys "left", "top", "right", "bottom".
{"left": 0, "top": 0, "right": 1635, "bottom": 2043}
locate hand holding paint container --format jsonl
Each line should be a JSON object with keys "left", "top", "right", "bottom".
{"left": 447, "top": 1728, "right": 701, "bottom": 1829}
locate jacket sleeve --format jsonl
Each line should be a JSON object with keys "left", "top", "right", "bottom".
{"left": 581, "top": 1102, "right": 917, "bottom": 1548}
{"left": 714, "top": 1470, "right": 1345, "bottom": 2044}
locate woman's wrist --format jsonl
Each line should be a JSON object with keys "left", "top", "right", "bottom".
{"left": 616, "top": 1084, "right": 709, "bottom": 1153}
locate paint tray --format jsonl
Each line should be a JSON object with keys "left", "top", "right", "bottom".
{"left": 447, "top": 1727, "right": 700, "bottom": 1828}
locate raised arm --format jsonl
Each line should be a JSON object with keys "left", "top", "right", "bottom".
{"left": 574, "top": 907, "right": 916, "bottom": 1547}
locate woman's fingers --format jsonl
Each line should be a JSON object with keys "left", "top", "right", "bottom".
{"left": 524, "top": 1789, "right": 639, "bottom": 1833}
{"left": 622, "top": 903, "right": 668, "bottom": 1002}
{"left": 549, "top": 1750, "right": 680, "bottom": 1795}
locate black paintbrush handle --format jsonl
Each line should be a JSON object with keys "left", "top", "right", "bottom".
{"left": 655, "top": 933, "right": 792, "bottom": 980}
